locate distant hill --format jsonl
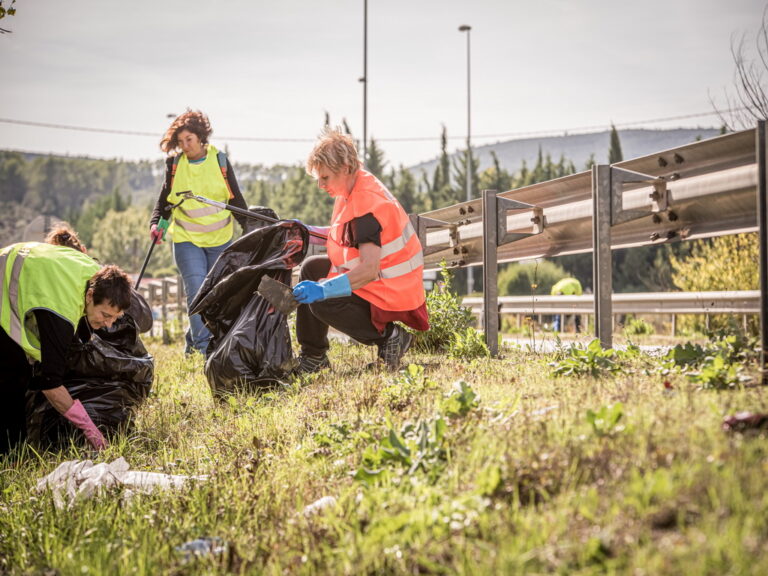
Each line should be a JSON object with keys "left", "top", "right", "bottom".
{"left": 409, "top": 127, "right": 722, "bottom": 177}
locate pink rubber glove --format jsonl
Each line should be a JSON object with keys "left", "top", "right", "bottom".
{"left": 63, "top": 400, "right": 107, "bottom": 450}
{"left": 150, "top": 224, "right": 164, "bottom": 245}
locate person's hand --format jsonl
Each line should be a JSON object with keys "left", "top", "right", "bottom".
{"left": 63, "top": 400, "right": 107, "bottom": 450}
{"left": 150, "top": 224, "right": 164, "bottom": 245}
{"left": 293, "top": 280, "right": 326, "bottom": 304}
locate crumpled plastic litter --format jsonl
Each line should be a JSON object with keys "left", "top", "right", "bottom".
{"left": 35, "top": 457, "right": 208, "bottom": 509}
{"left": 303, "top": 495, "right": 338, "bottom": 516}
{"left": 722, "top": 411, "right": 768, "bottom": 432}
{"left": 175, "top": 537, "right": 229, "bottom": 564}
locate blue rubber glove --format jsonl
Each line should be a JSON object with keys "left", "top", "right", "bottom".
{"left": 293, "top": 274, "right": 352, "bottom": 304}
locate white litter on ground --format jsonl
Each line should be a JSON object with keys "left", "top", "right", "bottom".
{"left": 303, "top": 495, "right": 337, "bottom": 516}
{"left": 35, "top": 457, "right": 208, "bottom": 509}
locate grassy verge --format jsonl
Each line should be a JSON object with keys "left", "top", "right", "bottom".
{"left": 1, "top": 339, "right": 767, "bottom": 575}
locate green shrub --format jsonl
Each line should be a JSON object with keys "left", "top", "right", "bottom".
{"left": 623, "top": 317, "right": 655, "bottom": 336}
{"left": 549, "top": 338, "right": 624, "bottom": 378}
{"left": 449, "top": 327, "right": 490, "bottom": 361}
{"left": 412, "top": 263, "right": 473, "bottom": 353}
{"left": 498, "top": 259, "right": 567, "bottom": 296}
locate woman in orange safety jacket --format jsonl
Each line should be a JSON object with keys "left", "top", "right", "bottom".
{"left": 292, "top": 127, "right": 429, "bottom": 373}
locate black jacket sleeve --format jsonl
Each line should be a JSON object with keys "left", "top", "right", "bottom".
{"left": 225, "top": 158, "right": 249, "bottom": 231}
{"left": 29, "top": 310, "right": 77, "bottom": 391}
{"left": 150, "top": 156, "right": 175, "bottom": 228}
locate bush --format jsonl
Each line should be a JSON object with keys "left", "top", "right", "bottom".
{"left": 498, "top": 259, "right": 567, "bottom": 296}
{"left": 623, "top": 317, "right": 655, "bottom": 336}
{"left": 412, "top": 263, "right": 473, "bottom": 353}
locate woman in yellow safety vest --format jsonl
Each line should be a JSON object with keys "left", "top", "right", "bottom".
{"left": 291, "top": 127, "right": 430, "bottom": 374}
{"left": 149, "top": 109, "right": 249, "bottom": 356}
{"left": 0, "top": 242, "right": 133, "bottom": 454}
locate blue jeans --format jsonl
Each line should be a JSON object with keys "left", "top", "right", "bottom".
{"left": 173, "top": 240, "right": 231, "bottom": 355}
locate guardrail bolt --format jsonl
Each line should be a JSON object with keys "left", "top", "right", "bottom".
{"left": 669, "top": 173, "right": 680, "bottom": 181}
{"left": 666, "top": 230, "right": 678, "bottom": 240}
{"left": 459, "top": 207, "right": 466, "bottom": 215}
{"left": 652, "top": 214, "right": 662, "bottom": 224}
{"left": 467, "top": 205, "right": 475, "bottom": 213}
{"left": 461, "top": 246, "right": 469, "bottom": 254}
{"left": 531, "top": 216, "right": 541, "bottom": 224}
{"left": 453, "top": 247, "right": 460, "bottom": 255}
{"left": 673, "top": 153, "right": 684, "bottom": 164}
{"left": 650, "top": 232, "right": 660, "bottom": 241}
{"left": 668, "top": 211, "right": 679, "bottom": 221}
{"left": 658, "top": 157, "right": 668, "bottom": 167}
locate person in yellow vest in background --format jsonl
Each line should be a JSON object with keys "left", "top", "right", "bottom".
{"left": 0, "top": 242, "right": 132, "bottom": 455}
{"left": 149, "top": 109, "right": 250, "bottom": 356}
{"left": 291, "top": 127, "right": 430, "bottom": 373}
{"left": 551, "top": 276, "right": 583, "bottom": 333}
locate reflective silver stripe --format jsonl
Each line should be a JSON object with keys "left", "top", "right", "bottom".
{"left": 175, "top": 214, "right": 232, "bottom": 233}
{"left": 333, "top": 251, "right": 423, "bottom": 279}
{"left": 8, "top": 249, "right": 27, "bottom": 342}
{"left": 379, "top": 251, "right": 423, "bottom": 279}
{"left": 338, "top": 221, "right": 417, "bottom": 270}
{"left": 179, "top": 205, "right": 222, "bottom": 218}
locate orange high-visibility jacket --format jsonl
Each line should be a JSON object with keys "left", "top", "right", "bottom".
{"left": 326, "top": 170, "right": 425, "bottom": 312}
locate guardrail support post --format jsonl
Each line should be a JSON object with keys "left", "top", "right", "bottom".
{"left": 482, "top": 189, "right": 500, "bottom": 356}
{"left": 758, "top": 120, "right": 767, "bottom": 384}
{"left": 593, "top": 165, "right": 613, "bottom": 348}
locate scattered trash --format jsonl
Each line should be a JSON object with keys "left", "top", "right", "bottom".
{"left": 303, "top": 495, "right": 337, "bottom": 517}
{"left": 35, "top": 458, "right": 208, "bottom": 509}
{"left": 722, "top": 411, "right": 768, "bottom": 433}
{"left": 662, "top": 380, "right": 677, "bottom": 396}
{"left": 175, "top": 537, "right": 228, "bottom": 564}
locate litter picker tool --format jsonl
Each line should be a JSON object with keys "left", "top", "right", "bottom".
{"left": 134, "top": 217, "right": 169, "bottom": 290}
{"left": 257, "top": 275, "right": 300, "bottom": 315}
{"left": 174, "top": 191, "right": 328, "bottom": 241}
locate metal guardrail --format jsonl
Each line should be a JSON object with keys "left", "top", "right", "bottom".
{"left": 409, "top": 124, "right": 767, "bottom": 368}
{"left": 462, "top": 290, "right": 761, "bottom": 316}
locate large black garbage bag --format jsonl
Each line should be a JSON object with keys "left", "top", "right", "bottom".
{"left": 190, "top": 218, "right": 308, "bottom": 398}
{"left": 25, "top": 315, "right": 154, "bottom": 447}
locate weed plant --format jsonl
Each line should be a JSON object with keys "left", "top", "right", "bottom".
{"left": 1, "top": 336, "right": 768, "bottom": 575}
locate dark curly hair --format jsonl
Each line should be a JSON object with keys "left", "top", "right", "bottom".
{"left": 160, "top": 109, "right": 212, "bottom": 155}
{"left": 88, "top": 265, "right": 132, "bottom": 311}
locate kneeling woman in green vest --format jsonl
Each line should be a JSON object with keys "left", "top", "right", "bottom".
{"left": 0, "top": 243, "right": 133, "bottom": 455}
{"left": 149, "top": 109, "right": 249, "bottom": 356}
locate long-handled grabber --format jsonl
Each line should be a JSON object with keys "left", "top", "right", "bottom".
{"left": 175, "top": 191, "right": 328, "bottom": 241}
{"left": 134, "top": 217, "right": 169, "bottom": 289}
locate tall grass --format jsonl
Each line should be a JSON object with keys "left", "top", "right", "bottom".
{"left": 1, "top": 339, "right": 767, "bottom": 575}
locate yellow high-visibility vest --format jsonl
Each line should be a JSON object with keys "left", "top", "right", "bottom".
{"left": 0, "top": 242, "right": 99, "bottom": 361}
{"left": 169, "top": 144, "right": 234, "bottom": 247}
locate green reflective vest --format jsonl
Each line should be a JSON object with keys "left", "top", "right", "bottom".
{"left": 551, "top": 277, "right": 583, "bottom": 296}
{"left": 168, "top": 144, "right": 234, "bottom": 247}
{"left": 0, "top": 242, "right": 99, "bottom": 361}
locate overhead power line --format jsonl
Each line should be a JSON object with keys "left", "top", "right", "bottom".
{"left": 0, "top": 108, "right": 743, "bottom": 144}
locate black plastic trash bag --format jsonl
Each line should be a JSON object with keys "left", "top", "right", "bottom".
{"left": 190, "top": 217, "right": 307, "bottom": 398}
{"left": 25, "top": 315, "right": 154, "bottom": 447}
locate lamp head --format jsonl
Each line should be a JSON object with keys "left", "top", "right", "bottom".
{"left": 458, "top": 24, "right": 471, "bottom": 32}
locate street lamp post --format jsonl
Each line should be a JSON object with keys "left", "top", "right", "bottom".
{"left": 360, "top": 0, "right": 368, "bottom": 165}
{"left": 458, "top": 24, "right": 473, "bottom": 294}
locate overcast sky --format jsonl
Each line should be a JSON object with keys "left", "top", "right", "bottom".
{"left": 0, "top": 0, "right": 763, "bottom": 168}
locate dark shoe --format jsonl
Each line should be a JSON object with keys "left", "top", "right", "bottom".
{"left": 296, "top": 353, "right": 331, "bottom": 374}
{"left": 377, "top": 325, "right": 413, "bottom": 370}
